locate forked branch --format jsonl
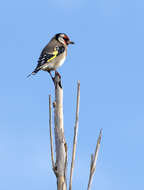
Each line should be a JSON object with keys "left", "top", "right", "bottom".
{"left": 48, "top": 72, "right": 102, "bottom": 190}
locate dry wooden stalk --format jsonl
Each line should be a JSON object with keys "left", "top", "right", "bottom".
{"left": 69, "top": 81, "right": 80, "bottom": 190}
{"left": 48, "top": 72, "right": 102, "bottom": 190}
{"left": 87, "top": 129, "right": 102, "bottom": 190}
{"left": 53, "top": 72, "right": 67, "bottom": 190}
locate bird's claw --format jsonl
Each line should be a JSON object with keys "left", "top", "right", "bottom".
{"left": 55, "top": 71, "right": 62, "bottom": 88}
{"left": 55, "top": 71, "right": 61, "bottom": 79}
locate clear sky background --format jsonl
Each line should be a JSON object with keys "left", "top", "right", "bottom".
{"left": 0, "top": 0, "right": 144, "bottom": 189}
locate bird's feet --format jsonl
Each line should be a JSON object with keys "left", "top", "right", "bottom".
{"left": 55, "top": 71, "right": 61, "bottom": 79}
{"left": 48, "top": 71, "right": 62, "bottom": 88}
{"left": 55, "top": 71, "right": 62, "bottom": 88}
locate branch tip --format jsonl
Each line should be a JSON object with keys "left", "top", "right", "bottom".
{"left": 87, "top": 129, "right": 102, "bottom": 190}
{"left": 77, "top": 80, "right": 80, "bottom": 85}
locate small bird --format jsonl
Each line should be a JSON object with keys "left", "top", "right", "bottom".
{"left": 28, "top": 33, "right": 74, "bottom": 79}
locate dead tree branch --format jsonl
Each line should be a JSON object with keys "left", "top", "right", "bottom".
{"left": 53, "top": 72, "right": 67, "bottom": 190}
{"left": 48, "top": 72, "right": 102, "bottom": 190}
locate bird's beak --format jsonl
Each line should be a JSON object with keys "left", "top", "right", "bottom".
{"left": 68, "top": 40, "right": 75, "bottom": 45}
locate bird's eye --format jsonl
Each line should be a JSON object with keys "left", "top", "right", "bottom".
{"left": 55, "top": 46, "right": 59, "bottom": 51}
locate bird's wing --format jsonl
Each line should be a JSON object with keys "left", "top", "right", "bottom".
{"left": 36, "top": 46, "right": 65, "bottom": 69}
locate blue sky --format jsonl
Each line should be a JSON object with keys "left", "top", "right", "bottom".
{"left": 0, "top": 0, "right": 144, "bottom": 189}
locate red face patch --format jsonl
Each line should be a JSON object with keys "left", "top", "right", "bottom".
{"left": 64, "top": 35, "right": 69, "bottom": 41}
{"left": 63, "top": 35, "right": 70, "bottom": 45}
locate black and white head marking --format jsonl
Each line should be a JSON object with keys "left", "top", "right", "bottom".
{"left": 56, "top": 33, "right": 69, "bottom": 45}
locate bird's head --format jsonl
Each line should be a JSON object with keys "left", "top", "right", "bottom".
{"left": 55, "top": 33, "right": 74, "bottom": 46}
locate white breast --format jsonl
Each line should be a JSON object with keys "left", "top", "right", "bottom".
{"left": 58, "top": 56, "right": 65, "bottom": 67}
{"left": 54, "top": 55, "right": 66, "bottom": 70}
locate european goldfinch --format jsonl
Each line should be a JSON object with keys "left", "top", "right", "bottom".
{"left": 28, "top": 33, "right": 74, "bottom": 79}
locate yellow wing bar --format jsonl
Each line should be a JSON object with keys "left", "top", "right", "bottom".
{"left": 47, "top": 49, "right": 58, "bottom": 62}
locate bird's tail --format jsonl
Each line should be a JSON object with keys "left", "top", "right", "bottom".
{"left": 27, "top": 71, "right": 36, "bottom": 78}
{"left": 27, "top": 68, "right": 40, "bottom": 78}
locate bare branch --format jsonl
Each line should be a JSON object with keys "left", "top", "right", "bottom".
{"left": 48, "top": 69, "right": 102, "bottom": 190}
{"left": 69, "top": 81, "right": 80, "bottom": 190}
{"left": 49, "top": 95, "right": 55, "bottom": 172}
{"left": 87, "top": 129, "right": 102, "bottom": 190}
{"left": 54, "top": 72, "right": 67, "bottom": 190}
